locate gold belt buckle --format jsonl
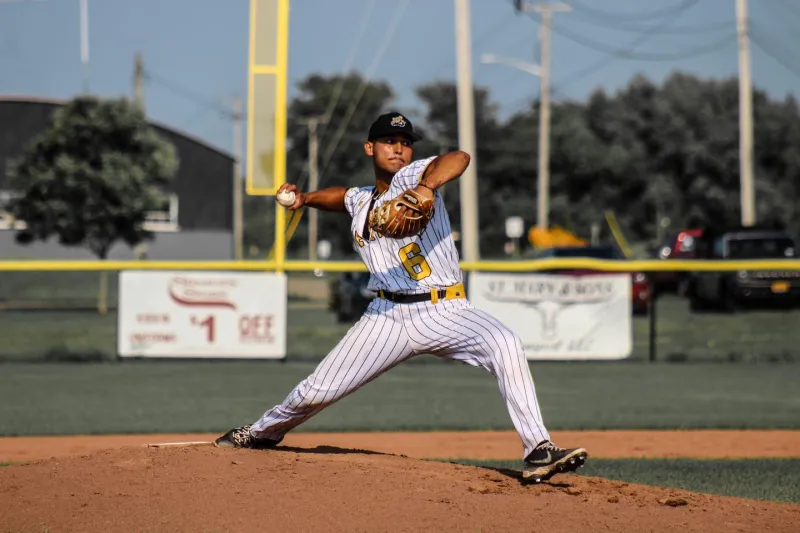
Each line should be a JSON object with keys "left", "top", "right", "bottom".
{"left": 432, "top": 283, "right": 466, "bottom": 304}
{"left": 445, "top": 283, "right": 465, "bottom": 300}
{"left": 430, "top": 289, "right": 440, "bottom": 304}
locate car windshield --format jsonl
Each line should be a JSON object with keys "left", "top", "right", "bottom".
{"left": 726, "top": 237, "right": 795, "bottom": 259}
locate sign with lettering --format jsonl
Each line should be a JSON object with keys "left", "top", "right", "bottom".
{"left": 468, "top": 272, "right": 632, "bottom": 360}
{"left": 118, "top": 271, "right": 287, "bottom": 359}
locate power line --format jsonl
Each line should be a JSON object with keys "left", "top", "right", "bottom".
{"left": 290, "top": 0, "right": 377, "bottom": 192}
{"left": 420, "top": 7, "right": 517, "bottom": 81}
{"left": 143, "top": 69, "right": 232, "bottom": 118}
{"left": 316, "top": 0, "right": 377, "bottom": 146}
{"left": 528, "top": 10, "right": 735, "bottom": 62}
{"left": 568, "top": 6, "right": 731, "bottom": 35}
{"left": 750, "top": 23, "right": 800, "bottom": 82}
{"left": 549, "top": 0, "right": 720, "bottom": 94}
{"left": 773, "top": 0, "right": 800, "bottom": 20}
{"left": 316, "top": 0, "right": 410, "bottom": 189}
{"left": 502, "top": 0, "right": 732, "bottom": 112}
{"left": 566, "top": 0, "right": 704, "bottom": 22}
{"left": 761, "top": 0, "right": 800, "bottom": 43}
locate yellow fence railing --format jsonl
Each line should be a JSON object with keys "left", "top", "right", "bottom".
{"left": 1, "top": 259, "right": 800, "bottom": 272}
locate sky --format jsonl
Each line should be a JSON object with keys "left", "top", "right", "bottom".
{"left": 1, "top": 0, "right": 799, "bottom": 158}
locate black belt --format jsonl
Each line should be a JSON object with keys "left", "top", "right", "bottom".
{"left": 375, "top": 283, "right": 466, "bottom": 304}
{"left": 376, "top": 290, "right": 446, "bottom": 303}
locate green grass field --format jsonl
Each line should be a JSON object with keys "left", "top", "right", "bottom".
{"left": 2, "top": 269, "right": 800, "bottom": 362}
{"left": 1, "top": 296, "right": 799, "bottom": 363}
{"left": 454, "top": 459, "right": 800, "bottom": 503}
{"left": 3, "top": 271, "right": 799, "bottom": 507}
{"left": 1, "top": 360, "right": 798, "bottom": 436}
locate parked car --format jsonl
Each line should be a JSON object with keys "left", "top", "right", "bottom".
{"left": 536, "top": 245, "right": 651, "bottom": 315}
{"left": 651, "top": 228, "right": 704, "bottom": 294}
{"left": 688, "top": 226, "right": 799, "bottom": 311}
{"left": 329, "top": 271, "right": 373, "bottom": 322}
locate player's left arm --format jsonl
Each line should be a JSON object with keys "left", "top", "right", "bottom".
{"left": 416, "top": 151, "right": 471, "bottom": 192}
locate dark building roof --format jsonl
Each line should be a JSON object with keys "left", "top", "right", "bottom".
{"left": 0, "top": 96, "right": 234, "bottom": 231}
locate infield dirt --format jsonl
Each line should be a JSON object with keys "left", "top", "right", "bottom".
{"left": 2, "top": 441, "right": 800, "bottom": 533}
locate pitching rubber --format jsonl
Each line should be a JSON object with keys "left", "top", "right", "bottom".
{"left": 146, "top": 441, "right": 213, "bottom": 449}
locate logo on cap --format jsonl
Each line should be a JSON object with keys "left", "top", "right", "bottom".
{"left": 390, "top": 115, "right": 407, "bottom": 128}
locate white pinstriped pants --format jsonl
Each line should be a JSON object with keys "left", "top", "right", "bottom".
{"left": 251, "top": 297, "right": 550, "bottom": 459}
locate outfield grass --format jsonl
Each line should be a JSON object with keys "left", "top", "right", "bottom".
{"left": 0, "top": 361, "right": 798, "bottom": 436}
{"left": 456, "top": 459, "right": 800, "bottom": 503}
{"left": 0, "top": 271, "right": 119, "bottom": 307}
{"left": 2, "top": 296, "right": 800, "bottom": 363}
{"left": 2, "top": 266, "right": 800, "bottom": 362}
{"left": 651, "top": 296, "right": 800, "bottom": 362}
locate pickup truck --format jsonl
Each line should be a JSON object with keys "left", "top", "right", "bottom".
{"left": 687, "top": 227, "right": 799, "bottom": 311}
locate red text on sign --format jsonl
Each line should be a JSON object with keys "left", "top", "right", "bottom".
{"left": 239, "top": 315, "right": 275, "bottom": 343}
{"left": 191, "top": 315, "right": 216, "bottom": 343}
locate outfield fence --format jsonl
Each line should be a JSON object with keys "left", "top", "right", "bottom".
{"left": 1, "top": 259, "right": 799, "bottom": 363}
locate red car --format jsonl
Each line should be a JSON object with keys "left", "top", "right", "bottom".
{"left": 537, "top": 245, "right": 651, "bottom": 315}
{"left": 652, "top": 229, "right": 704, "bottom": 294}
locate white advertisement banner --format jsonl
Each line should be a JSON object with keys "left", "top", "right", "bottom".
{"left": 469, "top": 272, "right": 632, "bottom": 360}
{"left": 118, "top": 271, "right": 287, "bottom": 359}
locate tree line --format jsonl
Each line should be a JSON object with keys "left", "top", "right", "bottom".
{"left": 265, "top": 70, "right": 800, "bottom": 259}
{"left": 8, "top": 70, "right": 800, "bottom": 260}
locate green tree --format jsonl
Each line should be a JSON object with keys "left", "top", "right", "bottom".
{"left": 8, "top": 96, "right": 178, "bottom": 259}
{"left": 415, "top": 82, "right": 509, "bottom": 256}
{"left": 285, "top": 73, "right": 396, "bottom": 258}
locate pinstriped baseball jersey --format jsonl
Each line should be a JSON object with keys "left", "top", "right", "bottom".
{"left": 248, "top": 153, "right": 553, "bottom": 461}
{"left": 344, "top": 156, "right": 462, "bottom": 294}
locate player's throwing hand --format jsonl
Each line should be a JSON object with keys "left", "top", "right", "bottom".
{"left": 275, "top": 183, "right": 305, "bottom": 211}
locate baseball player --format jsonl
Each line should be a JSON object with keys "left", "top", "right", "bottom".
{"left": 215, "top": 111, "right": 588, "bottom": 483}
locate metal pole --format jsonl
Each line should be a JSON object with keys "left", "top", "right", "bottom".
{"left": 648, "top": 282, "right": 658, "bottom": 362}
{"left": 298, "top": 116, "right": 326, "bottom": 260}
{"left": 515, "top": 2, "right": 571, "bottom": 229}
{"left": 536, "top": 7, "right": 552, "bottom": 230}
{"left": 736, "top": 0, "right": 756, "bottom": 227}
{"left": 79, "top": 0, "right": 89, "bottom": 93}
{"left": 454, "top": 0, "right": 480, "bottom": 261}
{"left": 307, "top": 118, "right": 321, "bottom": 261}
{"left": 232, "top": 97, "right": 244, "bottom": 260}
{"left": 133, "top": 53, "right": 145, "bottom": 108}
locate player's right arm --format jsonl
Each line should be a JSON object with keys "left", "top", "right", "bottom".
{"left": 277, "top": 183, "right": 348, "bottom": 212}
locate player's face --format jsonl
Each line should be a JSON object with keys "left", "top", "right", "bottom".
{"left": 365, "top": 135, "right": 413, "bottom": 174}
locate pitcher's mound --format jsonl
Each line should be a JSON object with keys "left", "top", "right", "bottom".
{"left": 1, "top": 445, "right": 796, "bottom": 532}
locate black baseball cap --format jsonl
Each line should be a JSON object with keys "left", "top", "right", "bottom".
{"left": 367, "top": 111, "right": 423, "bottom": 143}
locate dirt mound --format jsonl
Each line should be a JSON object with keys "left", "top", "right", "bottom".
{"left": 5, "top": 430, "right": 800, "bottom": 464}
{"left": 1, "top": 445, "right": 798, "bottom": 533}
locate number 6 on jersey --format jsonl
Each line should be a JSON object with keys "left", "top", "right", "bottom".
{"left": 398, "top": 242, "right": 432, "bottom": 280}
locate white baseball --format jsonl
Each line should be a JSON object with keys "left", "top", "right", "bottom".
{"left": 276, "top": 190, "right": 296, "bottom": 207}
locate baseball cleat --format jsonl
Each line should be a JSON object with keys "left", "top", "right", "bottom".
{"left": 522, "top": 441, "right": 588, "bottom": 483}
{"left": 214, "top": 425, "right": 283, "bottom": 449}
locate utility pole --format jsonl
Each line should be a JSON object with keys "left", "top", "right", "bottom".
{"left": 133, "top": 53, "right": 145, "bottom": 109}
{"left": 514, "top": 1, "right": 570, "bottom": 230}
{"left": 736, "top": 0, "right": 755, "bottom": 227}
{"left": 79, "top": 0, "right": 89, "bottom": 93}
{"left": 299, "top": 116, "right": 327, "bottom": 261}
{"left": 454, "top": 0, "right": 480, "bottom": 261}
{"left": 232, "top": 97, "right": 244, "bottom": 260}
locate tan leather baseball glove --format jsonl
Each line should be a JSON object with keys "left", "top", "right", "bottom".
{"left": 368, "top": 187, "right": 435, "bottom": 239}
